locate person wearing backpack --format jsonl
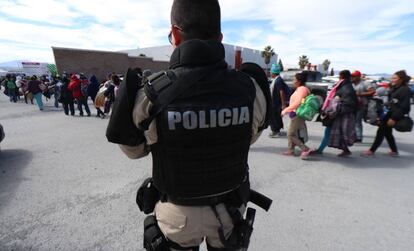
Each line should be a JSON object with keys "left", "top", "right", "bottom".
{"left": 281, "top": 72, "right": 311, "bottom": 159}
{"left": 363, "top": 70, "right": 412, "bottom": 157}
{"left": 351, "top": 70, "right": 376, "bottom": 143}
{"left": 28, "top": 75, "right": 44, "bottom": 111}
{"left": 103, "top": 75, "right": 120, "bottom": 115}
{"left": 4, "top": 74, "right": 17, "bottom": 103}
{"left": 68, "top": 74, "right": 91, "bottom": 117}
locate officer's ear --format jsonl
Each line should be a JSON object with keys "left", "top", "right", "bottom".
{"left": 171, "top": 26, "right": 182, "bottom": 47}
{"left": 219, "top": 33, "right": 223, "bottom": 42}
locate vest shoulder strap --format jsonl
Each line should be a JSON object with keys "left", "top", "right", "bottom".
{"left": 140, "top": 63, "right": 221, "bottom": 130}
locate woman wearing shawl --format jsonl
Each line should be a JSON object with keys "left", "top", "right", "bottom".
{"left": 281, "top": 72, "right": 311, "bottom": 159}
{"left": 311, "top": 76, "right": 344, "bottom": 155}
{"left": 312, "top": 70, "right": 358, "bottom": 157}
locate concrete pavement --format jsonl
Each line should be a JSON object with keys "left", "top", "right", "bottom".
{"left": 1, "top": 94, "right": 413, "bottom": 251}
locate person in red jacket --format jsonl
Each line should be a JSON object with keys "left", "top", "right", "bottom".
{"left": 68, "top": 74, "right": 91, "bottom": 116}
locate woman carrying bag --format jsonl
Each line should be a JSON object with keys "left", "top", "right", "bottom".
{"left": 363, "top": 70, "right": 412, "bottom": 157}
{"left": 281, "top": 72, "right": 311, "bottom": 160}
{"left": 327, "top": 70, "right": 358, "bottom": 157}
{"left": 310, "top": 78, "right": 344, "bottom": 155}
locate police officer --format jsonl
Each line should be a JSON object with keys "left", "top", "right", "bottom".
{"left": 115, "top": 0, "right": 270, "bottom": 250}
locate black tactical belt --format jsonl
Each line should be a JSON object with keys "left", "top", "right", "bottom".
{"left": 166, "top": 189, "right": 272, "bottom": 212}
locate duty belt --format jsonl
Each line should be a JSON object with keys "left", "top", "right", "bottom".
{"left": 165, "top": 189, "right": 272, "bottom": 212}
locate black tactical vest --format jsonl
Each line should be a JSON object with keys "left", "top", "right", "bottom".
{"left": 150, "top": 40, "right": 257, "bottom": 204}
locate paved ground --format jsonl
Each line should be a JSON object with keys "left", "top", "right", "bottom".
{"left": 0, "top": 94, "right": 413, "bottom": 251}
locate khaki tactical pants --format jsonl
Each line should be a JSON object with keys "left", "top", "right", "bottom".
{"left": 154, "top": 201, "right": 240, "bottom": 249}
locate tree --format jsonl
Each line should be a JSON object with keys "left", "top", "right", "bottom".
{"left": 330, "top": 68, "right": 335, "bottom": 76}
{"left": 298, "top": 55, "right": 309, "bottom": 70}
{"left": 278, "top": 59, "right": 284, "bottom": 72}
{"left": 261, "top": 46, "right": 275, "bottom": 73}
{"left": 322, "top": 59, "right": 331, "bottom": 73}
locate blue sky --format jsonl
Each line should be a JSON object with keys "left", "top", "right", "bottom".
{"left": 0, "top": 0, "right": 413, "bottom": 74}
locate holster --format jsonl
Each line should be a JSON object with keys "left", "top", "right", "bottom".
{"left": 136, "top": 178, "right": 160, "bottom": 214}
{"left": 143, "top": 216, "right": 170, "bottom": 251}
{"left": 212, "top": 206, "right": 256, "bottom": 251}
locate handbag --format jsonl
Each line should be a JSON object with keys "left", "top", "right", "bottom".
{"left": 394, "top": 116, "right": 413, "bottom": 132}
{"left": 296, "top": 94, "right": 322, "bottom": 121}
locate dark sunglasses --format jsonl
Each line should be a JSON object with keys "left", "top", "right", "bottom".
{"left": 168, "top": 25, "right": 183, "bottom": 45}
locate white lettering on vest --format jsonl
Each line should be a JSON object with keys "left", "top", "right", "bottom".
{"left": 210, "top": 110, "right": 217, "bottom": 128}
{"left": 167, "top": 107, "right": 250, "bottom": 130}
{"left": 168, "top": 111, "right": 181, "bottom": 130}
{"left": 239, "top": 107, "right": 250, "bottom": 124}
{"left": 199, "top": 111, "right": 209, "bottom": 129}
{"left": 218, "top": 109, "right": 232, "bottom": 127}
{"left": 183, "top": 111, "right": 198, "bottom": 130}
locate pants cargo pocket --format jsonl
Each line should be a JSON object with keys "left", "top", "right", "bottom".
{"left": 156, "top": 203, "right": 187, "bottom": 236}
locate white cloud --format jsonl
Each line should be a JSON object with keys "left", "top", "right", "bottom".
{"left": 0, "top": 0, "right": 81, "bottom": 26}
{"left": 0, "top": 0, "right": 413, "bottom": 73}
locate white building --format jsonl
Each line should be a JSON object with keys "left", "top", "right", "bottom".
{"left": 0, "top": 60, "right": 51, "bottom": 76}
{"left": 122, "top": 43, "right": 278, "bottom": 69}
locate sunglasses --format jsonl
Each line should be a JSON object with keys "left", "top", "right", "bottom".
{"left": 168, "top": 25, "right": 183, "bottom": 45}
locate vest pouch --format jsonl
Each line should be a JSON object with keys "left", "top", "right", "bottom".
{"left": 137, "top": 178, "right": 160, "bottom": 214}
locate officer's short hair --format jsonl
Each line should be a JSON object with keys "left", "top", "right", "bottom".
{"left": 171, "top": 0, "right": 221, "bottom": 41}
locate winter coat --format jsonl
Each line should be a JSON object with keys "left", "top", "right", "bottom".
{"left": 104, "top": 84, "right": 116, "bottom": 102}
{"left": 335, "top": 80, "right": 358, "bottom": 115}
{"left": 88, "top": 75, "right": 100, "bottom": 98}
{"left": 68, "top": 75, "right": 82, "bottom": 99}
{"left": 60, "top": 77, "right": 74, "bottom": 102}
{"left": 388, "top": 84, "right": 411, "bottom": 121}
{"left": 28, "top": 80, "right": 42, "bottom": 94}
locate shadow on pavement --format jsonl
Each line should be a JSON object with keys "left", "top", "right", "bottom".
{"left": 0, "top": 149, "right": 33, "bottom": 210}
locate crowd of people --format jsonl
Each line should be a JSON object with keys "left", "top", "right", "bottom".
{"left": 0, "top": 71, "right": 130, "bottom": 118}
{"left": 1, "top": 66, "right": 412, "bottom": 159}
{"left": 269, "top": 65, "right": 412, "bottom": 160}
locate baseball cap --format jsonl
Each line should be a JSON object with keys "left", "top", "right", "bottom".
{"left": 352, "top": 70, "right": 362, "bottom": 77}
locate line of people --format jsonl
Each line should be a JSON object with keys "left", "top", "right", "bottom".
{"left": 1, "top": 74, "right": 57, "bottom": 110}
{"left": 269, "top": 68, "right": 412, "bottom": 160}
{"left": 0, "top": 72, "right": 124, "bottom": 118}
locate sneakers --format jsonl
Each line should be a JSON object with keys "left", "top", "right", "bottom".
{"left": 269, "top": 131, "right": 286, "bottom": 138}
{"left": 300, "top": 149, "right": 311, "bottom": 160}
{"left": 361, "top": 150, "right": 374, "bottom": 157}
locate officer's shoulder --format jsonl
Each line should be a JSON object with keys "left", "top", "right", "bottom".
{"left": 238, "top": 63, "right": 268, "bottom": 88}
{"left": 144, "top": 70, "right": 177, "bottom": 102}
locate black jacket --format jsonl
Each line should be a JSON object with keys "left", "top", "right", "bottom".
{"left": 60, "top": 77, "right": 73, "bottom": 102}
{"left": 389, "top": 84, "right": 411, "bottom": 121}
{"left": 336, "top": 80, "right": 358, "bottom": 115}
